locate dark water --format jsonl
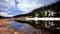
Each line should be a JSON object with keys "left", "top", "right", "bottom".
{"left": 5, "top": 21, "right": 60, "bottom": 34}
{"left": 6, "top": 21, "right": 37, "bottom": 34}
{"left": 7, "top": 21, "right": 33, "bottom": 29}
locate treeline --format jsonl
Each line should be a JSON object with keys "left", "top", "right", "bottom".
{"left": 0, "top": 16, "right": 11, "bottom": 19}
{"left": 13, "top": 1, "right": 60, "bottom": 18}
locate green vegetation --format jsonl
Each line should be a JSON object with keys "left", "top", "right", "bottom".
{"left": 12, "top": 1, "right": 60, "bottom": 29}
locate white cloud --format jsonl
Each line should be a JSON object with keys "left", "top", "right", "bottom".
{"left": 0, "top": 9, "right": 13, "bottom": 17}
{"left": 0, "top": 0, "right": 15, "bottom": 17}
{"left": 0, "top": 11, "right": 14, "bottom": 17}
{"left": 0, "top": 0, "right": 15, "bottom": 9}
{"left": 17, "top": 0, "right": 43, "bottom": 13}
{"left": 17, "top": 0, "right": 59, "bottom": 14}
{"left": 0, "top": 0, "right": 59, "bottom": 17}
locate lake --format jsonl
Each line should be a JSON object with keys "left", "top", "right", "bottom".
{"left": 0, "top": 20, "right": 59, "bottom": 34}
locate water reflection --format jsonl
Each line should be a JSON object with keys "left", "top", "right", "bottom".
{"left": 6, "top": 21, "right": 54, "bottom": 34}
{"left": 0, "top": 20, "right": 37, "bottom": 34}
{"left": 9, "top": 21, "right": 34, "bottom": 30}
{"left": 6, "top": 21, "right": 37, "bottom": 34}
{"left": 0, "top": 20, "right": 36, "bottom": 30}
{"left": 0, "top": 20, "right": 59, "bottom": 34}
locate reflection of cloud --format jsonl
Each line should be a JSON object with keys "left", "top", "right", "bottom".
{"left": 17, "top": 0, "right": 59, "bottom": 14}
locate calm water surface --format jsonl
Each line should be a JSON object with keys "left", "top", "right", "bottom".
{"left": 7, "top": 21, "right": 37, "bottom": 34}
{"left": 0, "top": 21, "right": 58, "bottom": 34}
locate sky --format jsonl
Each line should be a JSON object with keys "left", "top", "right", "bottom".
{"left": 0, "top": 0, "right": 59, "bottom": 17}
